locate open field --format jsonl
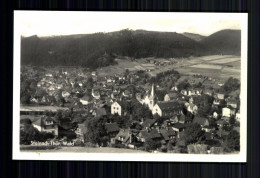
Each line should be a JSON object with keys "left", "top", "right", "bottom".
{"left": 190, "top": 64, "right": 222, "bottom": 70}
{"left": 200, "top": 55, "right": 235, "bottom": 61}
{"left": 95, "top": 55, "right": 241, "bottom": 80}
{"left": 209, "top": 57, "right": 240, "bottom": 64}
{"left": 20, "top": 105, "right": 69, "bottom": 112}
{"left": 20, "top": 146, "right": 149, "bottom": 153}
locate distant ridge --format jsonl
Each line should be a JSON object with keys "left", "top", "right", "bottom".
{"left": 182, "top": 32, "right": 206, "bottom": 41}
{"left": 200, "top": 29, "right": 241, "bottom": 55}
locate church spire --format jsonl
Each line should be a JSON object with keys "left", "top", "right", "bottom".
{"left": 151, "top": 83, "right": 154, "bottom": 97}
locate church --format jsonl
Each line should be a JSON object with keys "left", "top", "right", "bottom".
{"left": 138, "top": 84, "right": 158, "bottom": 110}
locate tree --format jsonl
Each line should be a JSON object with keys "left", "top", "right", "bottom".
{"left": 224, "top": 130, "right": 240, "bottom": 151}
{"left": 21, "top": 94, "right": 31, "bottom": 104}
{"left": 177, "top": 80, "right": 191, "bottom": 91}
{"left": 220, "top": 77, "right": 240, "bottom": 94}
{"left": 84, "top": 117, "right": 108, "bottom": 146}
{"left": 179, "top": 123, "right": 205, "bottom": 145}
{"left": 193, "top": 95, "right": 214, "bottom": 117}
{"left": 20, "top": 125, "right": 54, "bottom": 145}
{"left": 144, "top": 138, "right": 161, "bottom": 151}
{"left": 229, "top": 115, "right": 236, "bottom": 125}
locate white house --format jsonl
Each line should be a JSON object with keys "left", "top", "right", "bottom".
{"left": 152, "top": 101, "right": 181, "bottom": 117}
{"left": 222, "top": 107, "right": 236, "bottom": 117}
{"left": 62, "top": 91, "right": 71, "bottom": 98}
{"left": 80, "top": 95, "right": 91, "bottom": 105}
{"left": 213, "top": 112, "right": 218, "bottom": 119}
{"left": 111, "top": 101, "right": 123, "bottom": 116}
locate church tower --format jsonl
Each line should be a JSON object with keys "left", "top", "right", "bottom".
{"left": 148, "top": 84, "right": 156, "bottom": 110}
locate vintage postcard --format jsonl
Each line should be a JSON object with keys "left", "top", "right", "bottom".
{"left": 13, "top": 11, "right": 247, "bottom": 162}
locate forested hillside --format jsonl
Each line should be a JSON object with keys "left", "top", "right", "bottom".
{"left": 200, "top": 29, "right": 241, "bottom": 55}
{"left": 21, "top": 29, "right": 240, "bottom": 68}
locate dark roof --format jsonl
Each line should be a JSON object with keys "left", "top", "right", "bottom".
{"left": 157, "top": 101, "right": 180, "bottom": 112}
{"left": 193, "top": 117, "right": 209, "bottom": 126}
{"left": 114, "top": 129, "right": 137, "bottom": 144}
{"left": 160, "top": 128, "right": 176, "bottom": 140}
{"left": 94, "top": 108, "right": 107, "bottom": 117}
{"left": 142, "top": 119, "right": 156, "bottom": 128}
{"left": 172, "top": 123, "right": 187, "bottom": 129}
{"left": 139, "top": 129, "right": 162, "bottom": 140}
{"left": 166, "top": 92, "right": 178, "bottom": 99}
{"left": 179, "top": 114, "right": 192, "bottom": 123}
{"left": 105, "top": 123, "right": 120, "bottom": 133}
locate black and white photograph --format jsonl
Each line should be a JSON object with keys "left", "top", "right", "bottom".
{"left": 13, "top": 11, "right": 247, "bottom": 161}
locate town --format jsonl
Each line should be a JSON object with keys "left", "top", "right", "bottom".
{"left": 20, "top": 55, "right": 241, "bottom": 154}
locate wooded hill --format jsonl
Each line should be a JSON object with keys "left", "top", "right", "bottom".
{"left": 21, "top": 29, "right": 241, "bottom": 69}
{"left": 200, "top": 29, "right": 241, "bottom": 55}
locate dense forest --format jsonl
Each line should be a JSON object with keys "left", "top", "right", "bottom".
{"left": 21, "top": 29, "right": 241, "bottom": 69}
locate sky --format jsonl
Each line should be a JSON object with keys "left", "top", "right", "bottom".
{"left": 15, "top": 11, "right": 244, "bottom": 37}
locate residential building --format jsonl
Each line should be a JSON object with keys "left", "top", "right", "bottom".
{"left": 222, "top": 107, "right": 236, "bottom": 117}
{"left": 152, "top": 101, "right": 181, "bottom": 117}
{"left": 164, "top": 92, "right": 178, "bottom": 101}
{"left": 32, "top": 116, "right": 58, "bottom": 136}
{"left": 111, "top": 101, "right": 124, "bottom": 116}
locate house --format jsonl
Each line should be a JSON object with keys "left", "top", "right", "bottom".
{"left": 226, "top": 99, "right": 238, "bottom": 109}
{"left": 186, "top": 97, "right": 198, "bottom": 115}
{"left": 152, "top": 101, "right": 181, "bottom": 117}
{"left": 122, "top": 89, "right": 132, "bottom": 98}
{"left": 178, "top": 114, "right": 192, "bottom": 124}
{"left": 192, "top": 117, "right": 210, "bottom": 127}
{"left": 105, "top": 123, "right": 120, "bottom": 137}
{"left": 142, "top": 119, "right": 156, "bottom": 130}
{"left": 222, "top": 107, "right": 236, "bottom": 117}
{"left": 213, "top": 99, "right": 221, "bottom": 106}
{"left": 62, "top": 91, "right": 71, "bottom": 98}
{"left": 181, "top": 90, "right": 188, "bottom": 96}
{"left": 214, "top": 93, "right": 225, "bottom": 100}
{"left": 111, "top": 101, "right": 124, "bottom": 116}
{"left": 164, "top": 92, "right": 178, "bottom": 101}
{"left": 235, "top": 110, "right": 241, "bottom": 122}
{"left": 216, "top": 119, "right": 230, "bottom": 128}
{"left": 203, "top": 89, "right": 213, "bottom": 96}
{"left": 188, "top": 90, "right": 196, "bottom": 96}
{"left": 136, "top": 129, "right": 162, "bottom": 143}
{"left": 171, "top": 86, "right": 178, "bottom": 91}
{"left": 112, "top": 129, "right": 137, "bottom": 146}
{"left": 75, "top": 121, "right": 87, "bottom": 142}
{"left": 32, "top": 116, "right": 58, "bottom": 136}
{"left": 79, "top": 95, "right": 91, "bottom": 105}
{"left": 202, "top": 126, "right": 215, "bottom": 133}
{"left": 172, "top": 123, "right": 187, "bottom": 133}
{"left": 92, "top": 89, "right": 100, "bottom": 100}
{"left": 93, "top": 108, "right": 107, "bottom": 118}
{"left": 160, "top": 128, "right": 176, "bottom": 142}
{"left": 213, "top": 112, "right": 218, "bottom": 119}
{"left": 169, "top": 115, "right": 180, "bottom": 124}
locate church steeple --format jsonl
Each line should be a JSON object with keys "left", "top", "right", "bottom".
{"left": 151, "top": 83, "right": 154, "bottom": 97}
